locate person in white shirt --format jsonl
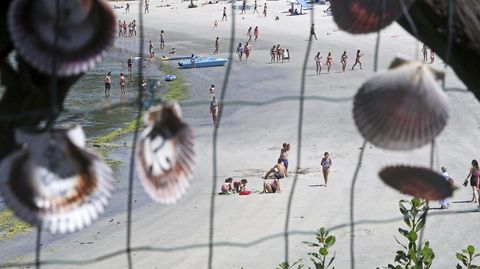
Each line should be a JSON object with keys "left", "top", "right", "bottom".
{"left": 440, "top": 167, "right": 452, "bottom": 209}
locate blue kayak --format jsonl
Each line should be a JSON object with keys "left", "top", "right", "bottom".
{"left": 178, "top": 57, "right": 228, "bottom": 69}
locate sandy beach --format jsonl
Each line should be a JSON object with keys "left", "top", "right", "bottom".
{"left": 1, "top": 0, "right": 479, "bottom": 268}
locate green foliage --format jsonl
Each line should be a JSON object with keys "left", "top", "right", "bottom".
{"left": 276, "top": 259, "right": 304, "bottom": 269}
{"left": 456, "top": 245, "right": 480, "bottom": 268}
{"left": 0, "top": 209, "right": 31, "bottom": 241}
{"left": 303, "top": 227, "right": 336, "bottom": 269}
{"left": 383, "top": 198, "right": 435, "bottom": 269}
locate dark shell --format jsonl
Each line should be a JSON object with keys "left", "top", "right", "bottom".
{"left": 7, "top": 0, "right": 115, "bottom": 76}
{"left": 0, "top": 125, "right": 113, "bottom": 234}
{"left": 353, "top": 61, "right": 449, "bottom": 150}
{"left": 331, "top": 0, "right": 416, "bottom": 34}
{"left": 136, "top": 103, "right": 196, "bottom": 205}
{"left": 379, "top": 165, "right": 457, "bottom": 200}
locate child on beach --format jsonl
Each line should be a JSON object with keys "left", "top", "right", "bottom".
{"left": 351, "top": 49, "right": 363, "bottom": 70}
{"left": 233, "top": 179, "right": 248, "bottom": 193}
{"left": 340, "top": 51, "right": 348, "bottom": 72}
{"left": 220, "top": 178, "right": 234, "bottom": 194}
{"left": 314, "top": 52, "right": 322, "bottom": 75}
{"left": 326, "top": 52, "right": 333, "bottom": 73}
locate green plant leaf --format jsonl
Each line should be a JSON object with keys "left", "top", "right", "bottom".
{"left": 415, "top": 218, "right": 425, "bottom": 233}
{"left": 456, "top": 264, "right": 462, "bottom": 269}
{"left": 398, "top": 228, "right": 409, "bottom": 237}
{"left": 319, "top": 227, "right": 326, "bottom": 236}
{"left": 320, "top": 247, "right": 329, "bottom": 256}
{"left": 407, "top": 230, "right": 418, "bottom": 242}
{"left": 468, "top": 245, "right": 475, "bottom": 256}
{"left": 327, "top": 254, "right": 336, "bottom": 268}
{"left": 325, "top": 235, "right": 336, "bottom": 248}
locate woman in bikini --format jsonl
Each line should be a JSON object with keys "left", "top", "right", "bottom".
{"left": 321, "top": 152, "right": 332, "bottom": 187}
{"left": 270, "top": 45, "right": 277, "bottom": 63}
{"left": 254, "top": 26, "right": 259, "bottom": 41}
{"left": 464, "top": 159, "right": 479, "bottom": 203}
{"left": 340, "top": 51, "right": 348, "bottom": 72}
{"left": 351, "top": 49, "right": 363, "bottom": 70}
{"left": 314, "top": 52, "right": 322, "bottom": 75}
{"left": 210, "top": 96, "right": 219, "bottom": 125}
{"left": 236, "top": 42, "right": 244, "bottom": 61}
{"left": 326, "top": 52, "right": 333, "bottom": 73}
{"left": 119, "top": 73, "right": 126, "bottom": 96}
{"left": 244, "top": 42, "right": 252, "bottom": 61}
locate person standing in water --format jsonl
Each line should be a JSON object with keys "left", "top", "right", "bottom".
{"left": 326, "top": 52, "right": 333, "bottom": 73}
{"left": 210, "top": 96, "right": 219, "bottom": 125}
{"left": 127, "top": 56, "right": 133, "bottom": 81}
{"left": 278, "top": 143, "right": 290, "bottom": 178}
{"left": 321, "top": 152, "right": 332, "bottom": 187}
{"left": 222, "top": 7, "right": 227, "bottom": 21}
{"left": 314, "top": 52, "right": 322, "bottom": 75}
{"left": 214, "top": 37, "right": 220, "bottom": 55}
{"left": 351, "top": 49, "right": 363, "bottom": 70}
{"left": 340, "top": 51, "right": 348, "bottom": 72}
{"left": 464, "top": 159, "right": 479, "bottom": 203}
{"left": 104, "top": 72, "right": 112, "bottom": 95}
{"left": 119, "top": 73, "right": 126, "bottom": 96}
{"left": 149, "top": 41, "right": 154, "bottom": 58}
{"left": 254, "top": 26, "right": 259, "bottom": 41}
{"left": 160, "top": 30, "right": 165, "bottom": 49}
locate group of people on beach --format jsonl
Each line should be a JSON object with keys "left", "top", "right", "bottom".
{"left": 270, "top": 44, "right": 288, "bottom": 63}
{"left": 118, "top": 20, "right": 137, "bottom": 38}
{"left": 313, "top": 49, "right": 363, "bottom": 75}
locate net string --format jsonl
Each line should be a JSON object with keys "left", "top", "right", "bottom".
{"left": 208, "top": 0, "right": 236, "bottom": 267}
{"left": 3, "top": 208, "right": 475, "bottom": 269}
{"left": 283, "top": 2, "right": 314, "bottom": 265}
{"left": 125, "top": 0, "right": 145, "bottom": 268}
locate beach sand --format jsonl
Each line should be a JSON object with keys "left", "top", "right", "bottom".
{"left": 1, "top": 1, "right": 479, "bottom": 268}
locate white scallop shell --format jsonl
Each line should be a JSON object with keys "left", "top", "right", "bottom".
{"left": 331, "top": 0, "right": 416, "bottom": 34}
{"left": 136, "top": 103, "right": 196, "bottom": 205}
{"left": 7, "top": 0, "right": 115, "bottom": 76}
{"left": 353, "top": 60, "right": 449, "bottom": 150}
{"left": 0, "top": 125, "right": 114, "bottom": 234}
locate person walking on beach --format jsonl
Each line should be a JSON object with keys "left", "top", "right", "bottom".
{"left": 210, "top": 96, "right": 219, "bottom": 125}
{"left": 236, "top": 42, "right": 244, "bottom": 61}
{"left": 145, "top": 0, "right": 150, "bottom": 14}
{"left": 253, "top": 0, "right": 258, "bottom": 14}
{"left": 241, "top": 0, "right": 247, "bottom": 14}
{"left": 104, "top": 72, "right": 112, "bottom": 95}
{"left": 125, "top": 3, "right": 130, "bottom": 13}
{"left": 351, "top": 49, "right": 363, "bottom": 70}
{"left": 321, "top": 152, "right": 332, "bottom": 187}
{"left": 244, "top": 42, "right": 251, "bottom": 61}
{"left": 326, "top": 52, "right": 333, "bottom": 73}
{"left": 440, "top": 167, "right": 453, "bottom": 209}
{"left": 254, "top": 26, "right": 259, "bottom": 41}
{"left": 120, "top": 73, "right": 126, "bottom": 96}
{"left": 270, "top": 45, "right": 277, "bottom": 63}
{"left": 160, "top": 30, "right": 165, "bottom": 50}
{"left": 222, "top": 7, "right": 227, "bottom": 21}
{"left": 310, "top": 24, "right": 317, "bottom": 40}
{"left": 278, "top": 143, "right": 290, "bottom": 178}
{"left": 263, "top": 3, "right": 267, "bottom": 17}
{"left": 314, "top": 52, "right": 322, "bottom": 75}
{"left": 262, "top": 160, "right": 286, "bottom": 193}
{"left": 214, "top": 37, "right": 220, "bottom": 55}
{"left": 340, "top": 51, "right": 348, "bottom": 72}
{"left": 421, "top": 44, "right": 428, "bottom": 63}
{"left": 127, "top": 56, "right": 133, "bottom": 81}
{"left": 464, "top": 159, "right": 479, "bottom": 203}
{"left": 247, "top": 27, "right": 253, "bottom": 42}
{"left": 149, "top": 40, "right": 154, "bottom": 58}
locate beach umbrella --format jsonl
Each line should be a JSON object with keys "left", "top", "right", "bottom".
{"left": 136, "top": 102, "right": 196, "bottom": 205}
{"left": 353, "top": 59, "right": 449, "bottom": 151}
{"left": 0, "top": 125, "right": 114, "bottom": 234}
{"left": 379, "top": 165, "right": 457, "bottom": 200}
{"left": 330, "top": 0, "right": 416, "bottom": 34}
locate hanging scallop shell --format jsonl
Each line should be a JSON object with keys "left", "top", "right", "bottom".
{"left": 353, "top": 60, "right": 449, "bottom": 150}
{"left": 331, "top": 0, "right": 416, "bottom": 34}
{"left": 7, "top": 0, "right": 115, "bottom": 76}
{"left": 379, "top": 165, "right": 457, "bottom": 200}
{"left": 0, "top": 125, "right": 114, "bottom": 234}
{"left": 136, "top": 103, "right": 196, "bottom": 205}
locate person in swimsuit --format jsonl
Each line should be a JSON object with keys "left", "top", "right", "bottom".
{"left": 314, "top": 52, "right": 322, "bottom": 75}
{"left": 220, "top": 178, "right": 233, "bottom": 194}
{"left": 214, "top": 37, "right": 220, "bottom": 55}
{"left": 210, "top": 96, "right": 219, "bottom": 125}
{"left": 222, "top": 7, "right": 227, "bottom": 21}
{"left": 254, "top": 26, "right": 259, "bottom": 41}
{"left": 351, "top": 49, "right": 363, "bottom": 70}
{"left": 236, "top": 42, "right": 244, "bottom": 61}
{"left": 119, "top": 73, "right": 126, "bottom": 96}
{"left": 247, "top": 27, "right": 253, "bottom": 42}
{"left": 340, "top": 51, "right": 348, "bottom": 72}
{"left": 244, "top": 42, "right": 251, "bottom": 61}
{"left": 104, "top": 72, "right": 112, "bottom": 95}
{"left": 278, "top": 143, "right": 290, "bottom": 177}
{"left": 262, "top": 160, "right": 286, "bottom": 193}
{"left": 310, "top": 24, "right": 317, "bottom": 40}
{"left": 145, "top": 0, "right": 150, "bottom": 14}
{"left": 464, "top": 159, "right": 479, "bottom": 203}
{"left": 270, "top": 45, "right": 277, "bottom": 63}
{"left": 326, "top": 52, "right": 333, "bottom": 73}
{"left": 253, "top": 0, "right": 258, "bottom": 14}
{"left": 127, "top": 56, "right": 133, "bottom": 81}
{"left": 125, "top": 3, "right": 130, "bottom": 13}
{"left": 321, "top": 152, "right": 332, "bottom": 187}
{"left": 233, "top": 179, "right": 248, "bottom": 193}
{"left": 160, "top": 30, "right": 165, "bottom": 49}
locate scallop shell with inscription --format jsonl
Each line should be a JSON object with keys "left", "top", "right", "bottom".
{"left": 353, "top": 60, "right": 449, "bottom": 150}
{"left": 0, "top": 125, "right": 114, "bottom": 234}
{"left": 136, "top": 103, "right": 196, "bottom": 205}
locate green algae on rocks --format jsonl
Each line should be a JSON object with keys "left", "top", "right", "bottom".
{"left": 0, "top": 209, "right": 31, "bottom": 242}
